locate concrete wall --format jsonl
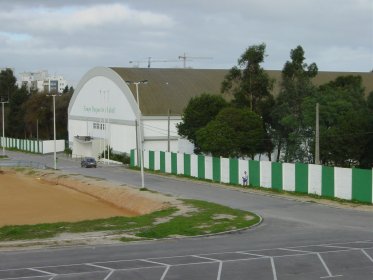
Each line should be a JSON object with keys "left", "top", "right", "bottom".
{"left": 1, "top": 137, "right": 64, "bottom": 154}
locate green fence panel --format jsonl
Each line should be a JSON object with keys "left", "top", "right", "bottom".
{"left": 149, "top": 151, "right": 155, "bottom": 170}
{"left": 352, "top": 168, "right": 372, "bottom": 203}
{"left": 171, "top": 153, "right": 177, "bottom": 174}
{"left": 184, "top": 154, "right": 191, "bottom": 176}
{"left": 160, "top": 151, "right": 166, "bottom": 172}
{"left": 295, "top": 163, "right": 308, "bottom": 193}
{"left": 212, "top": 157, "right": 221, "bottom": 182}
{"left": 130, "top": 149, "right": 135, "bottom": 167}
{"left": 249, "top": 160, "right": 260, "bottom": 187}
{"left": 229, "top": 158, "right": 239, "bottom": 185}
{"left": 197, "top": 155, "right": 205, "bottom": 179}
{"left": 271, "top": 162, "right": 283, "bottom": 191}
{"left": 322, "top": 166, "right": 334, "bottom": 198}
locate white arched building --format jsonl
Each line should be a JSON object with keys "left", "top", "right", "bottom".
{"left": 67, "top": 67, "right": 226, "bottom": 158}
{"left": 68, "top": 67, "right": 373, "bottom": 160}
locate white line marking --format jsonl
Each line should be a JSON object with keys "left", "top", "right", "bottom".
{"left": 326, "top": 244, "right": 373, "bottom": 250}
{"left": 0, "top": 276, "right": 52, "bottom": 280}
{"left": 85, "top": 263, "right": 112, "bottom": 270}
{"left": 216, "top": 261, "right": 223, "bottom": 280}
{"left": 103, "top": 270, "right": 114, "bottom": 280}
{"left": 238, "top": 251, "right": 268, "bottom": 257}
{"left": 270, "top": 257, "right": 277, "bottom": 280}
{"left": 28, "top": 268, "right": 56, "bottom": 276}
{"left": 192, "top": 255, "right": 220, "bottom": 262}
{"left": 278, "top": 247, "right": 312, "bottom": 253}
{"left": 361, "top": 249, "right": 373, "bottom": 263}
{"left": 160, "top": 266, "right": 170, "bottom": 280}
{"left": 141, "top": 259, "right": 168, "bottom": 266}
{"left": 317, "top": 253, "right": 342, "bottom": 278}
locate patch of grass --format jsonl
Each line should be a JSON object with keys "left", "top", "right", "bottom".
{"left": 0, "top": 208, "right": 176, "bottom": 241}
{"left": 136, "top": 199, "right": 260, "bottom": 239}
{"left": 119, "top": 236, "right": 145, "bottom": 242}
{"left": 0, "top": 200, "right": 259, "bottom": 242}
{"left": 0, "top": 155, "right": 8, "bottom": 159}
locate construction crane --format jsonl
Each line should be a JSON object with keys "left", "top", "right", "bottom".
{"left": 129, "top": 57, "right": 178, "bottom": 68}
{"left": 178, "top": 53, "right": 213, "bottom": 68}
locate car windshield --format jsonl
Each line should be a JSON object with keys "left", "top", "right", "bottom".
{"left": 86, "top": 158, "right": 95, "bottom": 162}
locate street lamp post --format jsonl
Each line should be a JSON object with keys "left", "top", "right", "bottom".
{"left": 1, "top": 98, "right": 9, "bottom": 156}
{"left": 52, "top": 94, "right": 56, "bottom": 170}
{"left": 126, "top": 80, "right": 148, "bottom": 190}
{"left": 47, "top": 93, "right": 57, "bottom": 170}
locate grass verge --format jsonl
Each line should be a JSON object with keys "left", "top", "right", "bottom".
{"left": 0, "top": 200, "right": 259, "bottom": 242}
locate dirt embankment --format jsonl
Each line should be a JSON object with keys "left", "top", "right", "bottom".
{"left": 0, "top": 169, "right": 176, "bottom": 227}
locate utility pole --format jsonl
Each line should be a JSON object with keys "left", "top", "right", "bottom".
{"left": 126, "top": 80, "right": 148, "bottom": 190}
{"left": 1, "top": 98, "right": 9, "bottom": 156}
{"left": 167, "top": 109, "right": 171, "bottom": 152}
{"left": 315, "top": 103, "right": 320, "bottom": 164}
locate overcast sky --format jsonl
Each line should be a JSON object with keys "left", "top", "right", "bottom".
{"left": 0, "top": 0, "right": 372, "bottom": 86}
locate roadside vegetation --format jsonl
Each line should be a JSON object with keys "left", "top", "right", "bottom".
{"left": 0, "top": 199, "right": 260, "bottom": 242}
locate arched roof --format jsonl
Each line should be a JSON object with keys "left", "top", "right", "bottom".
{"left": 110, "top": 67, "right": 229, "bottom": 116}
{"left": 70, "top": 67, "right": 373, "bottom": 117}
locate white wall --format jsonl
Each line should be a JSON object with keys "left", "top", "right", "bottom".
{"left": 68, "top": 119, "right": 89, "bottom": 144}
{"left": 69, "top": 76, "right": 137, "bottom": 122}
{"left": 42, "top": 140, "right": 65, "bottom": 154}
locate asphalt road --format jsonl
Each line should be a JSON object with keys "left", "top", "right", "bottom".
{"left": 1, "top": 151, "right": 373, "bottom": 280}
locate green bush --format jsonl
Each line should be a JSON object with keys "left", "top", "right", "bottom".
{"left": 100, "top": 146, "right": 130, "bottom": 164}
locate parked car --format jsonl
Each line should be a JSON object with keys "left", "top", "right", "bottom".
{"left": 81, "top": 157, "right": 97, "bottom": 168}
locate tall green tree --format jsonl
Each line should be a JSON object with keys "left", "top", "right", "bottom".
{"left": 23, "top": 93, "right": 53, "bottom": 139}
{"left": 221, "top": 43, "right": 274, "bottom": 113}
{"left": 177, "top": 93, "right": 228, "bottom": 152}
{"left": 7, "top": 86, "right": 29, "bottom": 138}
{"left": 196, "top": 107, "right": 265, "bottom": 158}
{"left": 23, "top": 91, "right": 73, "bottom": 140}
{"left": 0, "top": 68, "right": 17, "bottom": 101}
{"left": 302, "top": 76, "right": 369, "bottom": 167}
{"left": 271, "top": 45, "right": 318, "bottom": 162}
{"left": 221, "top": 43, "right": 275, "bottom": 158}
{"left": 358, "top": 90, "right": 373, "bottom": 168}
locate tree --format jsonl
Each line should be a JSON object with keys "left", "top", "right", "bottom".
{"left": 271, "top": 45, "right": 318, "bottom": 162}
{"left": 23, "top": 93, "right": 53, "bottom": 139}
{"left": 55, "top": 91, "right": 73, "bottom": 139}
{"left": 221, "top": 43, "right": 274, "bottom": 114}
{"left": 0, "top": 68, "right": 17, "bottom": 101}
{"left": 177, "top": 93, "right": 228, "bottom": 152}
{"left": 302, "top": 76, "right": 369, "bottom": 167}
{"left": 23, "top": 91, "right": 73, "bottom": 140}
{"left": 358, "top": 90, "right": 373, "bottom": 168}
{"left": 7, "top": 86, "right": 29, "bottom": 138}
{"left": 221, "top": 43, "right": 275, "bottom": 158}
{"left": 196, "top": 107, "right": 265, "bottom": 158}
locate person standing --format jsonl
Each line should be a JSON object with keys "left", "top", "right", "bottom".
{"left": 242, "top": 171, "right": 248, "bottom": 186}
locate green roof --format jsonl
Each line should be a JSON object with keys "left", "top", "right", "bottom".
{"left": 110, "top": 67, "right": 373, "bottom": 116}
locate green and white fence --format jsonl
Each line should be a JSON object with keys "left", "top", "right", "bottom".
{"left": 130, "top": 150, "right": 373, "bottom": 204}
{"left": 0, "top": 137, "right": 65, "bottom": 154}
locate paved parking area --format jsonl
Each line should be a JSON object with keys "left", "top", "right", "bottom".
{"left": 1, "top": 240, "right": 373, "bottom": 279}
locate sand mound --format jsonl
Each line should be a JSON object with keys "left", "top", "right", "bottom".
{"left": 0, "top": 169, "right": 177, "bottom": 226}
{"left": 39, "top": 172, "right": 174, "bottom": 215}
